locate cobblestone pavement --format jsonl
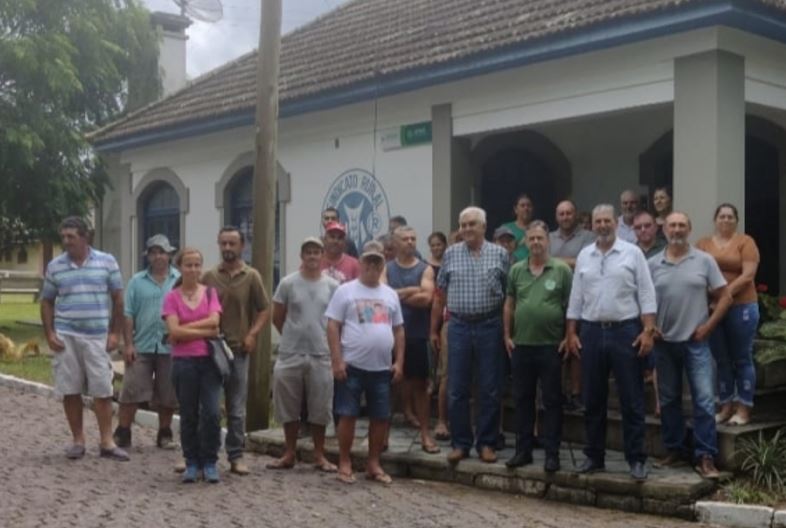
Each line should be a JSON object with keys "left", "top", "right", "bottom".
{"left": 0, "top": 386, "right": 709, "bottom": 528}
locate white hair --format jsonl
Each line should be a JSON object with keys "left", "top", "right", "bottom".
{"left": 592, "top": 203, "right": 616, "bottom": 220}
{"left": 459, "top": 206, "right": 486, "bottom": 225}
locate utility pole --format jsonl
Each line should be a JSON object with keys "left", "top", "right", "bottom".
{"left": 248, "top": 0, "right": 282, "bottom": 431}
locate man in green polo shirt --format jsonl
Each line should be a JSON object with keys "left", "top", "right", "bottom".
{"left": 503, "top": 220, "right": 572, "bottom": 472}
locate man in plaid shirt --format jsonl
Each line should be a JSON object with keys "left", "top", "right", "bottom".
{"left": 430, "top": 206, "right": 510, "bottom": 464}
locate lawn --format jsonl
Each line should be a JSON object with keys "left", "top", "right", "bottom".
{"left": 0, "top": 295, "right": 51, "bottom": 385}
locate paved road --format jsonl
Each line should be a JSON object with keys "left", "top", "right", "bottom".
{"left": 0, "top": 385, "right": 710, "bottom": 528}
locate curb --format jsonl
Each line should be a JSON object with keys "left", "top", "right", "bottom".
{"left": 695, "top": 501, "right": 786, "bottom": 528}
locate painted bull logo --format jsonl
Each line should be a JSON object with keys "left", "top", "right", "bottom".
{"left": 321, "top": 169, "right": 390, "bottom": 250}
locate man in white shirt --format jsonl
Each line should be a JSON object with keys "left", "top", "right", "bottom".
{"left": 616, "top": 189, "right": 640, "bottom": 244}
{"left": 563, "top": 204, "right": 657, "bottom": 481}
{"left": 326, "top": 241, "right": 405, "bottom": 486}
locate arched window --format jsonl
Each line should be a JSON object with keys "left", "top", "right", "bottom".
{"left": 227, "top": 168, "right": 281, "bottom": 285}
{"left": 141, "top": 182, "right": 180, "bottom": 269}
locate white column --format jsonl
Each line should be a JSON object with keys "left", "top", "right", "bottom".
{"left": 432, "top": 103, "right": 472, "bottom": 234}
{"left": 673, "top": 50, "right": 745, "bottom": 239}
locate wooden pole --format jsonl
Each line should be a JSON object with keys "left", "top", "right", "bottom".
{"left": 248, "top": 0, "right": 282, "bottom": 431}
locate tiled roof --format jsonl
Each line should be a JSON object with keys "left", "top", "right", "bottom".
{"left": 91, "top": 0, "right": 786, "bottom": 146}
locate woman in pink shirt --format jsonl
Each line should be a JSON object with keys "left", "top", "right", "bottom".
{"left": 162, "top": 247, "right": 223, "bottom": 483}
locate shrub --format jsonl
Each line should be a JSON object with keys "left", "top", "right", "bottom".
{"left": 738, "top": 428, "right": 786, "bottom": 492}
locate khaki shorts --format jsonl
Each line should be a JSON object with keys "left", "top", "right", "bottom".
{"left": 52, "top": 333, "right": 113, "bottom": 398}
{"left": 436, "top": 324, "right": 449, "bottom": 382}
{"left": 119, "top": 353, "right": 178, "bottom": 409}
{"left": 273, "top": 354, "right": 333, "bottom": 426}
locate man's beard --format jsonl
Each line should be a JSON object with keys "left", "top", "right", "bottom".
{"left": 222, "top": 250, "right": 238, "bottom": 262}
{"left": 669, "top": 236, "right": 689, "bottom": 246}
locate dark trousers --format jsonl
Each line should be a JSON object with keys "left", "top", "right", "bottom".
{"left": 172, "top": 357, "right": 222, "bottom": 466}
{"left": 510, "top": 345, "right": 562, "bottom": 457}
{"left": 580, "top": 320, "right": 646, "bottom": 465}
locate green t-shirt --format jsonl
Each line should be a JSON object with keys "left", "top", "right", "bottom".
{"left": 506, "top": 257, "right": 572, "bottom": 345}
{"left": 503, "top": 221, "right": 529, "bottom": 262}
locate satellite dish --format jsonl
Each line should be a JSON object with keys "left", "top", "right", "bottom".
{"left": 172, "top": 0, "right": 223, "bottom": 23}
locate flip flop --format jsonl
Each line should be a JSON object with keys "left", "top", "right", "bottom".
{"left": 434, "top": 429, "right": 450, "bottom": 441}
{"left": 336, "top": 471, "right": 356, "bottom": 484}
{"left": 65, "top": 444, "right": 86, "bottom": 460}
{"left": 366, "top": 471, "right": 393, "bottom": 485}
{"left": 422, "top": 443, "right": 441, "bottom": 454}
{"left": 266, "top": 458, "right": 295, "bottom": 470}
{"left": 314, "top": 460, "right": 338, "bottom": 473}
{"left": 99, "top": 446, "right": 130, "bottom": 461}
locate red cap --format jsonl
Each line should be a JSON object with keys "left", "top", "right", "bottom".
{"left": 324, "top": 221, "right": 346, "bottom": 234}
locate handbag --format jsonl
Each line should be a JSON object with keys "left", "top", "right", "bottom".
{"left": 205, "top": 287, "right": 234, "bottom": 379}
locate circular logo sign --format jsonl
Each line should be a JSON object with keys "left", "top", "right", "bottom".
{"left": 321, "top": 169, "right": 390, "bottom": 251}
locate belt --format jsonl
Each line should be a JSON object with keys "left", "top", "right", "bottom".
{"left": 583, "top": 318, "right": 639, "bottom": 329}
{"left": 450, "top": 310, "right": 499, "bottom": 323}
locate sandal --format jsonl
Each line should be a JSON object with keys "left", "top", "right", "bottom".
{"left": 99, "top": 446, "right": 130, "bottom": 461}
{"left": 314, "top": 460, "right": 338, "bottom": 473}
{"left": 366, "top": 471, "right": 393, "bottom": 485}
{"left": 434, "top": 429, "right": 450, "bottom": 441}
{"left": 422, "top": 443, "right": 441, "bottom": 454}
{"left": 266, "top": 458, "right": 295, "bottom": 470}
{"left": 336, "top": 471, "right": 356, "bottom": 484}
{"left": 65, "top": 444, "right": 86, "bottom": 460}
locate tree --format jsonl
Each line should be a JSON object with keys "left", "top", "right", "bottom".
{"left": 0, "top": 0, "right": 160, "bottom": 252}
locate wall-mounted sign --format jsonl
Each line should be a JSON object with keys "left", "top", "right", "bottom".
{"left": 321, "top": 169, "right": 391, "bottom": 251}
{"left": 380, "top": 121, "right": 432, "bottom": 151}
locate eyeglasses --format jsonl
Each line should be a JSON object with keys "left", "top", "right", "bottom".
{"left": 633, "top": 224, "right": 653, "bottom": 231}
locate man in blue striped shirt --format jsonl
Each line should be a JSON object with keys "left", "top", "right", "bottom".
{"left": 40, "top": 217, "right": 128, "bottom": 461}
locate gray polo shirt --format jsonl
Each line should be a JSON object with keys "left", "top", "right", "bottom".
{"left": 549, "top": 228, "right": 596, "bottom": 259}
{"left": 648, "top": 247, "right": 726, "bottom": 342}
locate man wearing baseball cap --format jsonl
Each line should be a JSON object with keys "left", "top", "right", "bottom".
{"left": 326, "top": 240, "right": 405, "bottom": 485}
{"left": 268, "top": 237, "right": 340, "bottom": 472}
{"left": 114, "top": 234, "right": 180, "bottom": 450}
{"left": 321, "top": 221, "right": 360, "bottom": 284}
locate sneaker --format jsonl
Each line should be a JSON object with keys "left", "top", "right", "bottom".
{"left": 203, "top": 463, "right": 220, "bottom": 483}
{"left": 544, "top": 455, "right": 561, "bottom": 473}
{"left": 157, "top": 428, "right": 175, "bottom": 450}
{"left": 113, "top": 426, "right": 131, "bottom": 448}
{"left": 181, "top": 463, "right": 200, "bottom": 483}
{"left": 230, "top": 460, "right": 250, "bottom": 475}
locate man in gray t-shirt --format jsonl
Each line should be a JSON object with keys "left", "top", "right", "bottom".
{"left": 648, "top": 212, "right": 731, "bottom": 480}
{"left": 268, "top": 237, "right": 339, "bottom": 472}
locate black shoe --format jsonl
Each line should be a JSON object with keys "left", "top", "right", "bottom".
{"left": 630, "top": 461, "right": 649, "bottom": 481}
{"left": 544, "top": 456, "right": 561, "bottom": 473}
{"left": 505, "top": 451, "right": 533, "bottom": 468}
{"left": 575, "top": 458, "right": 605, "bottom": 474}
{"left": 113, "top": 426, "right": 131, "bottom": 448}
{"left": 496, "top": 433, "right": 507, "bottom": 451}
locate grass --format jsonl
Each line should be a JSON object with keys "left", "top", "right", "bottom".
{"left": 0, "top": 295, "right": 51, "bottom": 384}
{"left": 719, "top": 478, "right": 786, "bottom": 507}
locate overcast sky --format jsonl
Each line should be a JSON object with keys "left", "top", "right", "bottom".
{"left": 141, "top": 0, "right": 349, "bottom": 77}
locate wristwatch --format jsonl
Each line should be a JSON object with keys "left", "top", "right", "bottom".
{"left": 643, "top": 326, "right": 657, "bottom": 336}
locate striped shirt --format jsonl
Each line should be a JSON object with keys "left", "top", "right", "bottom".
{"left": 437, "top": 240, "right": 509, "bottom": 315}
{"left": 41, "top": 248, "right": 124, "bottom": 336}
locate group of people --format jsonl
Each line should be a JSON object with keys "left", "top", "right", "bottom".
{"left": 41, "top": 184, "right": 760, "bottom": 485}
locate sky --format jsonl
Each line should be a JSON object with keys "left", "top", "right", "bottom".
{"left": 141, "top": 0, "right": 349, "bottom": 78}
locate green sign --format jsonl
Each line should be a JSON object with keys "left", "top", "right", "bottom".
{"left": 400, "top": 122, "right": 432, "bottom": 146}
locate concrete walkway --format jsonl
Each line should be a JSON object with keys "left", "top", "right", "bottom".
{"left": 249, "top": 418, "right": 719, "bottom": 520}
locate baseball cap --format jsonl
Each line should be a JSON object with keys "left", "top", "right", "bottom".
{"left": 360, "top": 240, "right": 385, "bottom": 261}
{"left": 301, "top": 236, "right": 324, "bottom": 251}
{"left": 146, "top": 234, "right": 176, "bottom": 253}
{"left": 493, "top": 226, "right": 515, "bottom": 240}
{"left": 324, "top": 221, "right": 346, "bottom": 235}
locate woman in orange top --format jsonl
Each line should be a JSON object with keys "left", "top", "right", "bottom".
{"left": 696, "top": 203, "right": 760, "bottom": 426}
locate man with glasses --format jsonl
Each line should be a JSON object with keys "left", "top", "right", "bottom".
{"left": 633, "top": 211, "right": 666, "bottom": 259}
{"left": 322, "top": 207, "right": 359, "bottom": 258}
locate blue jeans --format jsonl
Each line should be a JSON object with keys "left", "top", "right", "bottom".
{"left": 172, "top": 357, "right": 222, "bottom": 466}
{"left": 655, "top": 340, "right": 718, "bottom": 460}
{"left": 580, "top": 320, "right": 646, "bottom": 465}
{"left": 224, "top": 349, "right": 249, "bottom": 461}
{"left": 334, "top": 365, "right": 392, "bottom": 419}
{"left": 710, "top": 303, "right": 759, "bottom": 407}
{"left": 447, "top": 316, "right": 502, "bottom": 453}
{"left": 510, "top": 345, "right": 562, "bottom": 457}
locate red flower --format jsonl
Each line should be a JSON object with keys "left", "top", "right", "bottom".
{"left": 779, "top": 297, "right": 786, "bottom": 309}
{"left": 757, "top": 283, "right": 769, "bottom": 293}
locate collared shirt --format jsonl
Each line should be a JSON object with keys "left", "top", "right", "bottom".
{"left": 638, "top": 238, "right": 666, "bottom": 259}
{"left": 124, "top": 266, "right": 180, "bottom": 353}
{"left": 41, "top": 247, "right": 124, "bottom": 337}
{"left": 549, "top": 228, "right": 596, "bottom": 259}
{"left": 566, "top": 238, "right": 657, "bottom": 322}
{"left": 202, "top": 262, "right": 269, "bottom": 349}
{"left": 616, "top": 216, "right": 637, "bottom": 244}
{"left": 507, "top": 257, "right": 572, "bottom": 345}
{"left": 437, "top": 240, "right": 509, "bottom": 315}
{"left": 648, "top": 247, "right": 726, "bottom": 342}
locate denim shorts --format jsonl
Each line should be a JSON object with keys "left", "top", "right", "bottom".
{"left": 334, "top": 365, "right": 391, "bottom": 419}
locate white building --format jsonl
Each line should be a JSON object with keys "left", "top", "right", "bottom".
{"left": 91, "top": 0, "right": 786, "bottom": 292}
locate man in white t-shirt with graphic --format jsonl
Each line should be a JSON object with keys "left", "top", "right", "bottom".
{"left": 326, "top": 240, "right": 405, "bottom": 485}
